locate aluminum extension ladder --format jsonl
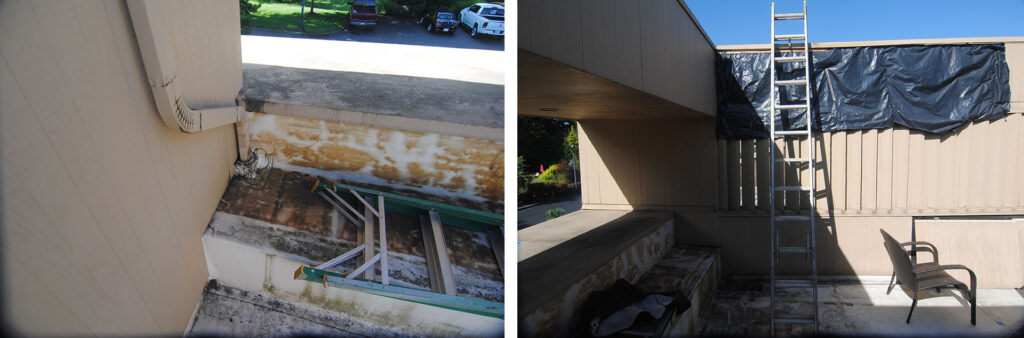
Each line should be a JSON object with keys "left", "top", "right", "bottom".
{"left": 769, "top": 0, "right": 818, "bottom": 335}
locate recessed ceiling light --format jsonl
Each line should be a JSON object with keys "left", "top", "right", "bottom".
{"left": 538, "top": 108, "right": 560, "bottom": 112}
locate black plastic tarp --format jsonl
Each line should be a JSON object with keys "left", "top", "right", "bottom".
{"left": 716, "top": 44, "right": 1011, "bottom": 139}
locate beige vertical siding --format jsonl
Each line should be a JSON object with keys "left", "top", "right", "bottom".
{"left": 0, "top": 0, "right": 240, "bottom": 335}
{"left": 576, "top": 39, "right": 1024, "bottom": 286}
{"left": 578, "top": 118, "right": 719, "bottom": 208}
{"left": 520, "top": 0, "right": 717, "bottom": 116}
{"left": 1008, "top": 42, "right": 1024, "bottom": 113}
{"left": 714, "top": 116, "right": 1024, "bottom": 215}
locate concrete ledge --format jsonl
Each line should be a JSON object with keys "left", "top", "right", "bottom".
{"left": 201, "top": 213, "right": 503, "bottom": 336}
{"left": 241, "top": 64, "right": 503, "bottom": 141}
{"left": 187, "top": 280, "right": 396, "bottom": 336}
{"left": 518, "top": 210, "right": 675, "bottom": 336}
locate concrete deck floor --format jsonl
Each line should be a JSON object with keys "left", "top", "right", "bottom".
{"left": 187, "top": 280, "right": 397, "bottom": 336}
{"left": 700, "top": 280, "right": 1024, "bottom": 336}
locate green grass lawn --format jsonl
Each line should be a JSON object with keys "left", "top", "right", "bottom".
{"left": 242, "top": 0, "right": 350, "bottom": 34}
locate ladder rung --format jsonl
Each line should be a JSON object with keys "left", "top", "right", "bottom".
{"left": 774, "top": 56, "right": 806, "bottom": 63}
{"left": 774, "top": 130, "right": 809, "bottom": 136}
{"left": 774, "top": 186, "right": 811, "bottom": 192}
{"left": 776, "top": 104, "right": 807, "bottom": 110}
{"left": 774, "top": 13, "right": 805, "bottom": 20}
{"left": 775, "top": 279, "right": 814, "bottom": 288}
{"left": 774, "top": 314, "right": 816, "bottom": 324}
{"left": 777, "top": 247, "right": 812, "bottom": 255}
{"left": 774, "top": 158, "right": 810, "bottom": 163}
{"left": 775, "top": 34, "right": 806, "bottom": 41}
{"left": 775, "top": 215, "right": 811, "bottom": 222}
{"left": 775, "top": 79, "right": 807, "bottom": 86}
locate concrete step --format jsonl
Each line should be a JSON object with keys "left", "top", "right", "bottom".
{"left": 635, "top": 246, "right": 722, "bottom": 336}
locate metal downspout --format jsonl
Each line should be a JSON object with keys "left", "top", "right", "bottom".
{"left": 126, "top": 0, "right": 251, "bottom": 161}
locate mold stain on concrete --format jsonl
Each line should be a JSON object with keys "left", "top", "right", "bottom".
{"left": 248, "top": 112, "right": 504, "bottom": 202}
{"left": 522, "top": 221, "right": 674, "bottom": 336}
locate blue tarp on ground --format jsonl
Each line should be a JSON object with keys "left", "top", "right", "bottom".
{"left": 715, "top": 44, "right": 1011, "bottom": 139}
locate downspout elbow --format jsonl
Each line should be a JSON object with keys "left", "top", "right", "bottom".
{"left": 127, "top": 0, "right": 245, "bottom": 133}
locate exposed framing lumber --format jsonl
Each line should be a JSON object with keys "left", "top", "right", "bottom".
{"left": 487, "top": 227, "right": 504, "bottom": 278}
{"left": 378, "top": 194, "right": 389, "bottom": 285}
{"left": 307, "top": 179, "right": 506, "bottom": 315}
{"left": 419, "top": 214, "right": 444, "bottom": 293}
{"left": 429, "top": 210, "right": 457, "bottom": 296}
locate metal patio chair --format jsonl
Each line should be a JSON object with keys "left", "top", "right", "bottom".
{"left": 880, "top": 229, "right": 977, "bottom": 325}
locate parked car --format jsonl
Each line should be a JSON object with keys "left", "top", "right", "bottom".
{"left": 459, "top": 3, "right": 504, "bottom": 38}
{"left": 348, "top": 0, "right": 377, "bottom": 29}
{"left": 420, "top": 11, "right": 457, "bottom": 34}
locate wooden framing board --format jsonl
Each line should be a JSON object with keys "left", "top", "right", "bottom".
{"left": 429, "top": 210, "right": 458, "bottom": 296}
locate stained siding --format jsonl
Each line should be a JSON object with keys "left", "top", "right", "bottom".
{"left": 0, "top": 0, "right": 240, "bottom": 334}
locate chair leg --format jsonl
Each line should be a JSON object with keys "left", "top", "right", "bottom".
{"left": 971, "top": 294, "right": 976, "bottom": 326}
{"left": 887, "top": 271, "right": 897, "bottom": 295}
{"left": 906, "top": 290, "right": 918, "bottom": 324}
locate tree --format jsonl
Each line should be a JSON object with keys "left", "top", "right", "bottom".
{"left": 308, "top": 0, "right": 315, "bottom": 14}
{"left": 239, "top": 0, "right": 260, "bottom": 15}
{"left": 239, "top": 0, "right": 261, "bottom": 28}
{"left": 517, "top": 156, "right": 532, "bottom": 190}
{"left": 563, "top": 123, "right": 579, "bottom": 188}
{"left": 518, "top": 116, "right": 571, "bottom": 173}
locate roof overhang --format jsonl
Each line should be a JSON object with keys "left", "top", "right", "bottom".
{"left": 518, "top": 0, "right": 718, "bottom": 120}
{"left": 518, "top": 49, "right": 708, "bottom": 120}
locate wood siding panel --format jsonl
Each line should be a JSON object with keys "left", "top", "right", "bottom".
{"left": 1007, "top": 43, "right": 1024, "bottom": 112}
{"left": 741, "top": 140, "right": 755, "bottom": 210}
{"left": 831, "top": 132, "right": 847, "bottom": 211}
{"left": 0, "top": 0, "right": 240, "bottom": 334}
{"left": 704, "top": 117, "right": 1024, "bottom": 216}
{"left": 846, "top": 132, "right": 862, "bottom": 212}
{"left": 727, "top": 140, "right": 741, "bottom": 210}
{"left": 875, "top": 129, "right": 893, "bottom": 212}
{"left": 757, "top": 139, "right": 771, "bottom": 211}
{"left": 522, "top": 0, "right": 716, "bottom": 116}
{"left": 815, "top": 132, "right": 831, "bottom": 213}
{"left": 860, "top": 130, "right": 877, "bottom": 211}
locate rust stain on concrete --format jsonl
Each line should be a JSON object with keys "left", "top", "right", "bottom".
{"left": 248, "top": 113, "right": 504, "bottom": 202}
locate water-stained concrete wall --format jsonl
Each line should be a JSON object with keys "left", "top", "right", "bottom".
{"left": 248, "top": 112, "right": 504, "bottom": 203}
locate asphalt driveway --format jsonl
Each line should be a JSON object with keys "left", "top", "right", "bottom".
{"left": 245, "top": 18, "right": 503, "bottom": 51}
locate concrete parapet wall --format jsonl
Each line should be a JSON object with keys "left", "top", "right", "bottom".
{"left": 248, "top": 112, "right": 504, "bottom": 203}
{"left": 519, "top": 211, "right": 674, "bottom": 336}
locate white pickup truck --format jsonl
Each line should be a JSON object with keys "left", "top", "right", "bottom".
{"left": 459, "top": 3, "right": 504, "bottom": 38}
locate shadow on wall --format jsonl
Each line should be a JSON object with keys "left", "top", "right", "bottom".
{"left": 579, "top": 115, "right": 1024, "bottom": 333}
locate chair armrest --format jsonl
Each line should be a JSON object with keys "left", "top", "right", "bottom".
{"left": 901, "top": 241, "right": 938, "bottom": 263}
{"left": 917, "top": 264, "right": 977, "bottom": 293}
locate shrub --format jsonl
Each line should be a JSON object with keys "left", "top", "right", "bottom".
{"left": 521, "top": 181, "right": 573, "bottom": 203}
{"left": 535, "top": 163, "right": 572, "bottom": 184}
{"left": 546, "top": 208, "right": 566, "bottom": 220}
